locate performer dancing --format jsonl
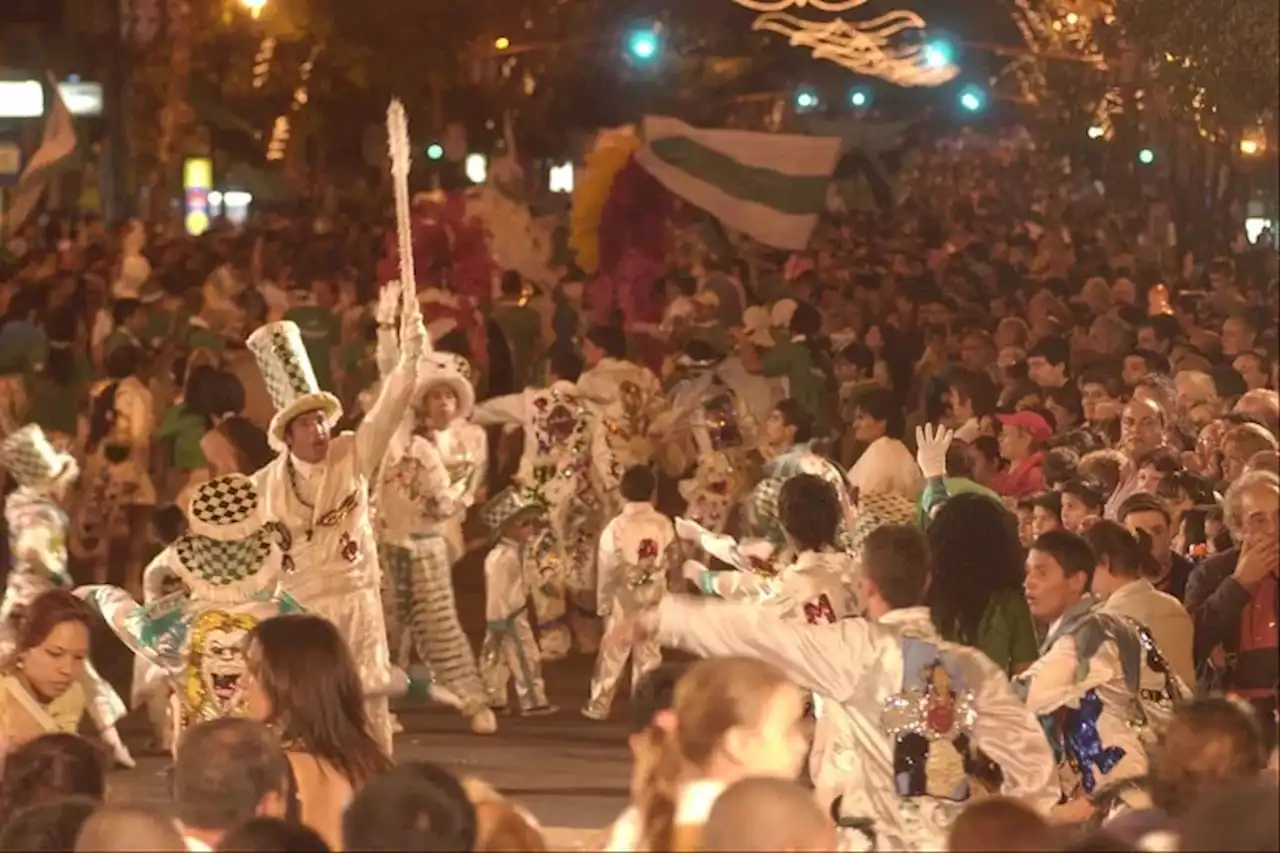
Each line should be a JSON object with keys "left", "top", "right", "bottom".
{"left": 77, "top": 475, "right": 305, "bottom": 746}
{"left": 375, "top": 287, "right": 494, "bottom": 734}
{"left": 0, "top": 424, "right": 134, "bottom": 767}
{"left": 248, "top": 284, "right": 426, "bottom": 753}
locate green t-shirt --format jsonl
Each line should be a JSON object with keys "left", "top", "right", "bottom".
{"left": 284, "top": 306, "right": 339, "bottom": 393}
{"left": 25, "top": 354, "right": 92, "bottom": 437}
{"left": 973, "top": 588, "right": 1040, "bottom": 676}
{"left": 760, "top": 340, "right": 832, "bottom": 436}
{"left": 157, "top": 403, "right": 208, "bottom": 471}
{"left": 185, "top": 323, "right": 227, "bottom": 355}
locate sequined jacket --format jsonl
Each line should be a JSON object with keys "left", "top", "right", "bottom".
{"left": 577, "top": 357, "right": 664, "bottom": 488}
{"left": 649, "top": 600, "right": 1060, "bottom": 851}
{"left": 1013, "top": 597, "right": 1189, "bottom": 809}
{"left": 2, "top": 489, "right": 72, "bottom": 624}
{"left": 596, "top": 502, "right": 676, "bottom": 618}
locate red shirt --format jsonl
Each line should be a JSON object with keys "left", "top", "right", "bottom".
{"left": 989, "top": 451, "right": 1045, "bottom": 498}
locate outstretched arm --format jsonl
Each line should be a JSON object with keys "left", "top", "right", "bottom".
{"left": 75, "top": 585, "right": 182, "bottom": 675}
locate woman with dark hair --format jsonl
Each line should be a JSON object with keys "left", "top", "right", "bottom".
{"left": 195, "top": 370, "right": 274, "bottom": 476}
{"left": 242, "top": 613, "right": 394, "bottom": 849}
{"left": 0, "top": 733, "right": 105, "bottom": 825}
{"left": 0, "top": 590, "right": 99, "bottom": 749}
{"left": 926, "top": 493, "right": 1038, "bottom": 675}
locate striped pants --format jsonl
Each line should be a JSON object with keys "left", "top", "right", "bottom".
{"left": 378, "top": 540, "right": 487, "bottom": 716}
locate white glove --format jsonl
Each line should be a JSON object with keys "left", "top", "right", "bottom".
{"left": 376, "top": 280, "right": 401, "bottom": 326}
{"left": 401, "top": 304, "right": 429, "bottom": 359}
{"left": 915, "top": 423, "right": 954, "bottom": 480}
{"left": 674, "top": 516, "right": 706, "bottom": 543}
{"left": 681, "top": 559, "right": 708, "bottom": 585}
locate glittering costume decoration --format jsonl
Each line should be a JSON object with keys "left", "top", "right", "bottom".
{"left": 678, "top": 393, "right": 753, "bottom": 533}
{"left": 1050, "top": 689, "right": 1127, "bottom": 796}
{"left": 881, "top": 639, "right": 979, "bottom": 801}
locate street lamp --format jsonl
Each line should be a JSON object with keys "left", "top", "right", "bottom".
{"left": 1240, "top": 138, "right": 1263, "bottom": 156}
{"left": 240, "top": 0, "right": 268, "bottom": 19}
{"left": 494, "top": 37, "right": 510, "bottom": 51}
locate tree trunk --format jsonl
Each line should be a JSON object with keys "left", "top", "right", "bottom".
{"left": 149, "top": 0, "right": 192, "bottom": 222}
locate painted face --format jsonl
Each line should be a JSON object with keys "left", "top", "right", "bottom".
{"left": 544, "top": 405, "right": 577, "bottom": 445}
{"left": 286, "top": 409, "right": 331, "bottom": 463}
{"left": 20, "top": 620, "right": 89, "bottom": 702}
{"left": 1024, "top": 547, "right": 1086, "bottom": 622}
{"left": 201, "top": 626, "right": 251, "bottom": 712}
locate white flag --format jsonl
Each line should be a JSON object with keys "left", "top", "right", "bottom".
{"left": 5, "top": 74, "right": 78, "bottom": 236}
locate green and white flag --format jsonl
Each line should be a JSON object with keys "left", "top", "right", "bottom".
{"left": 5, "top": 74, "right": 77, "bottom": 237}
{"left": 636, "top": 115, "right": 841, "bottom": 251}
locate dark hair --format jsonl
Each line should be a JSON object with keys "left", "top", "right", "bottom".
{"left": 1028, "top": 335, "right": 1070, "bottom": 369}
{"left": 619, "top": 465, "right": 657, "bottom": 503}
{"left": 103, "top": 343, "right": 142, "bottom": 380}
{"left": 862, "top": 525, "right": 932, "bottom": 609}
{"left": 217, "top": 818, "right": 331, "bottom": 853}
{"left": 246, "top": 614, "right": 392, "bottom": 787}
{"left": 1134, "top": 447, "right": 1182, "bottom": 478}
{"left": 8, "top": 589, "right": 94, "bottom": 659}
{"left": 838, "top": 343, "right": 875, "bottom": 377}
{"left": 0, "top": 734, "right": 105, "bottom": 826}
{"left": 1127, "top": 347, "right": 1171, "bottom": 376}
{"left": 630, "top": 664, "right": 682, "bottom": 736}
{"left": 585, "top": 324, "right": 628, "bottom": 360}
{"left": 1042, "top": 447, "right": 1080, "bottom": 489}
{"left": 1149, "top": 697, "right": 1269, "bottom": 819}
{"left": 1077, "top": 362, "right": 1127, "bottom": 399}
{"left": 111, "top": 297, "right": 144, "bottom": 327}
{"left": 856, "top": 387, "right": 905, "bottom": 440}
{"left": 1030, "top": 529, "right": 1096, "bottom": 584}
{"left": 152, "top": 504, "right": 189, "bottom": 544}
{"left": 500, "top": 270, "right": 523, "bottom": 298}
{"left": 1081, "top": 519, "right": 1162, "bottom": 580}
{"left": 549, "top": 348, "right": 583, "bottom": 383}
{"left": 1031, "top": 490, "right": 1063, "bottom": 521}
{"left": 1061, "top": 479, "right": 1106, "bottom": 511}
{"left": 342, "top": 762, "right": 478, "bottom": 852}
{"left": 773, "top": 397, "right": 814, "bottom": 444}
{"left": 174, "top": 718, "right": 290, "bottom": 832}
{"left": 948, "top": 368, "right": 998, "bottom": 418}
{"left": 778, "top": 474, "right": 841, "bottom": 551}
{"left": 927, "top": 494, "right": 1025, "bottom": 646}
{"left": 1045, "top": 384, "right": 1083, "bottom": 426}
{"left": 1177, "top": 779, "right": 1279, "bottom": 853}
{"left": 1117, "top": 492, "right": 1172, "bottom": 526}
{"left": 0, "top": 796, "right": 97, "bottom": 851}
{"left": 1137, "top": 315, "right": 1178, "bottom": 346}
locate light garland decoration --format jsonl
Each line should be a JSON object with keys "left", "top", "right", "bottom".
{"left": 752, "top": 12, "right": 957, "bottom": 86}
{"left": 252, "top": 36, "right": 276, "bottom": 89}
{"left": 731, "top": 0, "right": 878, "bottom": 10}
{"left": 266, "top": 45, "right": 320, "bottom": 162}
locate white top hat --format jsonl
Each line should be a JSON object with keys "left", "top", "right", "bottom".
{"left": 0, "top": 425, "right": 78, "bottom": 492}
{"left": 247, "top": 321, "right": 343, "bottom": 451}
{"left": 171, "top": 474, "right": 278, "bottom": 603}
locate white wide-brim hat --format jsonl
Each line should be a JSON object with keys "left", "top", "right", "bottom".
{"left": 415, "top": 352, "right": 476, "bottom": 419}
{"left": 0, "top": 424, "right": 79, "bottom": 492}
{"left": 247, "top": 321, "right": 343, "bottom": 451}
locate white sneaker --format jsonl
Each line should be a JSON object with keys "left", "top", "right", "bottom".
{"left": 110, "top": 740, "right": 137, "bottom": 769}
{"left": 581, "top": 703, "right": 610, "bottom": 722}
{"left": 469, "top": 708, "right": 498, "bottom": 734}
{"left": 391, "top": 713, "right": 405, "bottom": 734}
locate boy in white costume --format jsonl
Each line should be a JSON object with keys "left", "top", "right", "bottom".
{"left": 247, "top": 281, "right": 426, "bottom": 753}
{"left": 0, "top": 425, "right": 134, "bottom": 767}
{"left": 582, "top": 465, "right": 675, "bottom": 722}
{"left": 472, "top": 349, "right": 608, "bottom": 659}
{"left": 1016, "top": 530, "right": 1189, "bottom": 823}
{"left": 477, "top": 489, "right": 556, "bottom": 715}
{"left": 374, "top": 285, "right": 494, "bottom": 735}
{"left": 619, "top": 523, "right": 1060, "bottom": 852}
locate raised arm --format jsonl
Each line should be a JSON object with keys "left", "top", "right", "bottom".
{"left": 75, "top": 585, "right": 181, "bottom": 675}
{"left": 356, "top": 282, "right": 426, "bottom": 479}
{"left": 646, "top": 595, "right": 869, "bottom": 702}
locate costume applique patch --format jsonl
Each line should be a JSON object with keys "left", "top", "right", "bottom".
{"left": 183, "top": 610, "right": 259, "bottom": 727}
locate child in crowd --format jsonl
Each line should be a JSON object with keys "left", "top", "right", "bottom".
{"left": 583, "top": 466, "right": 676, "bottom": 722}
{"left": 479, "top": 491, "right": 556, "bottom": 717}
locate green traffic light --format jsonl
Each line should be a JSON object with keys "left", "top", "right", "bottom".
{"left": 427, "top": 143, "right": 444, "bottom": 161}
{"left": 1137, "top": 148, "right": 1155, "bottom": 165}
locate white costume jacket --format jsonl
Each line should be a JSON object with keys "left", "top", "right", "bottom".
{"left": 1013, "top": 597, "right": 1188, "bottom": 810}
{"left": 253, "top": 351, "right": 419, "bottom": 704}
{"left": 648, "top": 599, "right": 1060, "bottom": 851}
{"left": 597, "top": 502, "right": 677, "bottom": 616}
{"left": 577, "top": 357, "right": 663, "bottom": 498}
{"left": 691, "top": 549, "right": 855, "bottom": 625}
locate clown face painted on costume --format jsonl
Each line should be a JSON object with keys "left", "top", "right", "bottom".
{"left": 545, "top": 405, "right": 577, "bottom": 445}
{"left": 184, "top": 611, "right": 259, "bottom": 726}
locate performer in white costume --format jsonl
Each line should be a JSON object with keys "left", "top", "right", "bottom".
{"left": 132, "top": 541, "right": 190, "bottom": 753}
{"left": 477, "top": 489, "right": 555, "bottom": 715}
{"left": 374, "top": 283, "right": 494, "bottom": 734}
{"left": 248, "top": 286, "right": 425, "bottom": 753}
{"left": 473, "top": 349, "right": 608, "bottom": 659}
{"left": 582, "top": 465, "right": 675, "bottom": 722}
{"left": 1014, "top": 532, "right": 1188, "bottom": 821}
{"left": 0, "top": 424, "right": 135, "bottom": 767}
{"left": 622, "top": 523, "right": 1060, "bottom": 851}
{"left": 577, "top": 324, "right": 663, "bottom": 512}
{"left": 77, "top": 475, "right": 307, "bottom": 748}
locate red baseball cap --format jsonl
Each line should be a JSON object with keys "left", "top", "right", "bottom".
{"left": 995, "top": 410, "right": 1053, "bottom": 444}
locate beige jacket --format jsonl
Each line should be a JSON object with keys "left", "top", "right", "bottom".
{"left": 1100, "top": 579, "right": 1197, "bottom": 690}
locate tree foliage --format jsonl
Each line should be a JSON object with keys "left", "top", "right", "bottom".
{"left": 1117, "top": 0, "right": 1279, "bottom": 133}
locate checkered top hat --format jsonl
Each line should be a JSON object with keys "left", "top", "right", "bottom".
{"left": 0, "top": 425, "right": 79, "bottom": 491}
{"left": 745, "top": 477, "right": 786, "bottom": 542}
{"left": 480, "top": 486, "right": 546, "bottom": 539}
{"left": 171, "top": 475, "right": 277, "bottom": 603}
{"left": 849, "top": 491, "right": 919, "bottom": 555}
{"left": 415, "top": 352, "right": 476, "bottom": 419}
{"left": 246, "top": 321, "right": 343, "bottom": 451}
